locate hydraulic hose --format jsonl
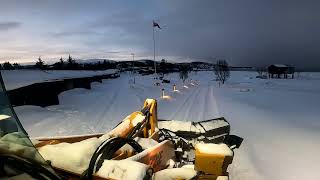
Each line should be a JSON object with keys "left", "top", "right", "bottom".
{"left": 82, "top": 137, "right": 143, "bottom": 180}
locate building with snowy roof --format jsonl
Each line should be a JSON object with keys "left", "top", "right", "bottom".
{"left": 268, "top": 64, "right": 295, "bottom": 79}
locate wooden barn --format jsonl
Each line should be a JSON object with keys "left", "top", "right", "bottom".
{"left": 268, "top": 64, "right": 295, "bottom": 79}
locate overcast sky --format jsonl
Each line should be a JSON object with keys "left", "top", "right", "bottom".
{"left": 0, "top": 0, "right": 320, "bottom": 69}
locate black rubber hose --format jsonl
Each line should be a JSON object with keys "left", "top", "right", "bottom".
{"left": 82, "top": 137, "right": 143, "bottom": 180}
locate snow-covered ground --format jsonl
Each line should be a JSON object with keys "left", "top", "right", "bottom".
{"left": 8, "top": 71, "right": 320, "bottom": 180}
{"left": 1, "top": 69, "right": 118, "bottom": 90}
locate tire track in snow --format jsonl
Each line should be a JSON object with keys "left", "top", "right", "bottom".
{"left": 84, "top": 77, "right": 125, "bottom": 132}
{"left": 96, "top": 80, "right": 142, "bottom": 132}
{"left": 85, "top": 89, "right": 116, "bottom": 128}
{"left": 200, "top": 86, "right": 210, "bottom": 121}
{"left": 184, "top": 87, "right": 204, "bottom": 121}
{"left": 95, "top": 78, "right": 133, "bottom": 132}
{"left": 169, "top": 87, "right": 202, "bottom": 121}
{"left": 204, "top": 85, "right": 220, "bottom": 119}
{"left": 94, "top": 85, "right": 122, "bottom": 132}
{"left": 168, "top": 84, "right": 219, "bottom": 122}
{"left": 130, "top": 85, "right": 146, "bottom": 105}
{"left": 166, "top": 87, "right": 197, "bottom": 120}
{"left": 191, "top": 87, "right": 208, "bottom": 121}
{"left": 75, "top": 81, "right": 119, "bottom": 130}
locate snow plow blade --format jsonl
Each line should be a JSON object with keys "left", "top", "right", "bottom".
{"left": 158, "top": 118, "right": 231, "bottom": 144}
{"left": 158, "top": 118, "right": 243, "bottom": 149}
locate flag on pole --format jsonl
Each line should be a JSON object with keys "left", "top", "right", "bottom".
{"left": 153, "top": 21, "right": 161, "bottom": 29}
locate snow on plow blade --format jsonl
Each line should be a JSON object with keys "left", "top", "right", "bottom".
{"left": 158, "top": 118, "right": 242, "bottom": 148}
{"left": 158, "top": 118, "right": 230, "bottom": 144}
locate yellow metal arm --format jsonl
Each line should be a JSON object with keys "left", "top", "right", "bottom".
{"left": 143, "top": 99, "right": 158, "bottom": 137}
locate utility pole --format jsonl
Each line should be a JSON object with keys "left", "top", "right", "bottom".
{"left": 131, "top": 53, "right": 135, "bottom": 84}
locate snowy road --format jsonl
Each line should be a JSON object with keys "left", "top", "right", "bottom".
{"left": 13, "top": 71, "right": 320, "bottom": 180}
{"left": 15, "top": 72, "right": 221, "bottom": 137}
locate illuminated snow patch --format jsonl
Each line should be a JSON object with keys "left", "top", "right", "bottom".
{"left": 153, "top": 166, "right": 197, "bottom": 179}
{"left": 161, "top": 95, "right": 172, "bottom": 100}
{"left": 97, "top": 160, "right": 148, "bottom": 180}
{"left": 195, "top": 143, "right": 233, "bottom": 156}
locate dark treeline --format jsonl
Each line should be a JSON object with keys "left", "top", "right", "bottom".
{"left": 35, "top": 55, "right": 117, "bottom": 70}
{"left": 0, "top": 62, "right": 22, "bottom": 70}
{"left": 1, "top": 55, "right": 215, "bottom": 72}
{"left": 1, "top": 55, "right": 116, "bottom": 70}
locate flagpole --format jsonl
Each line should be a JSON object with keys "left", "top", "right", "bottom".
{"left": 131, "top": 53, "right": 135, "bottom": 84}
{"left": 153, "top": 21, "right": 157, "bottom": 76}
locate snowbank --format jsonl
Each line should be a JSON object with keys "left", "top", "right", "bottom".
{"left": 1, "top": 69, "right": 118, "bottom": 90}
{"left": 153, "top": 166, "right": 197, "bottom": 180}
{"left": 38, "top": 137, "right": 101, "bottom": 174}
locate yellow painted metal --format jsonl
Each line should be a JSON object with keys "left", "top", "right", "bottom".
{"left": 143, "top": 99, "right": 158, "bottom": 138}
{"left": 108, "top": 111, "right": 144, "bottom": 138}
{"left": 108, "top": 99, "right": 158, "bottom": 139}
{"left": 194, "top": 145, "right": 232, "bottom": 176}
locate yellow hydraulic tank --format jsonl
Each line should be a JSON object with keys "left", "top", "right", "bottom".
{"left": 195, "top": 143, "right": 233, "bottom": 175}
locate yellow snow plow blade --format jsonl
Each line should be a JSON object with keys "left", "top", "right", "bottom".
{"left": 142, "top": 99, "right": 158, "bottom": 138}
{"left": 195, "top": 143, "right": 233, "bottom": 176}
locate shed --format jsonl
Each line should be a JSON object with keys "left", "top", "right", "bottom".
{"left": 268, "top": 64, "right": 295, "bottom": 79}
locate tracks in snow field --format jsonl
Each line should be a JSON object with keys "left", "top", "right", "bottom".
{"left": 167, "top": 84, "right": 220, "bottom": 122}
{"left": 17, "top": 73, "right": 221, "bottom": 137}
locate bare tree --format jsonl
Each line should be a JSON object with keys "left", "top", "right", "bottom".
{"left": 214, "top": 60, "right": 230, "bottom": 85}
{"left": 159, "top": 59, "right": 168, "bottom": 78}
{"left": 179, "top": 64, "right": 191, "bottom": 84}
{"left": 256, "top": 67, "right": 265, "bottom": 76}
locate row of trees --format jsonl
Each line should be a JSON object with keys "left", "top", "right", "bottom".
{"left": 0, "top": 62, "right": 22, "bottom": 70}
{"left": 34, "top": 55, "right": 116, "bottom": 70}
{"left": 1, "top": 56, "right": 117, "bottom": 70}
{"left": 1, "top": 56, "right": 231, "bottom": 84}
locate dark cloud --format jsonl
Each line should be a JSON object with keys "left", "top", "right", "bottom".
{"left": 0, "top": 21, "right": 21, "bottom": 31}
{"left": 0, "top": 0, "right": 320, "bottom": 70}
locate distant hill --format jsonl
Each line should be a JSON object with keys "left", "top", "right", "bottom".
{"left": 76, "top": 59, "right": 117, "bottom": 64}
